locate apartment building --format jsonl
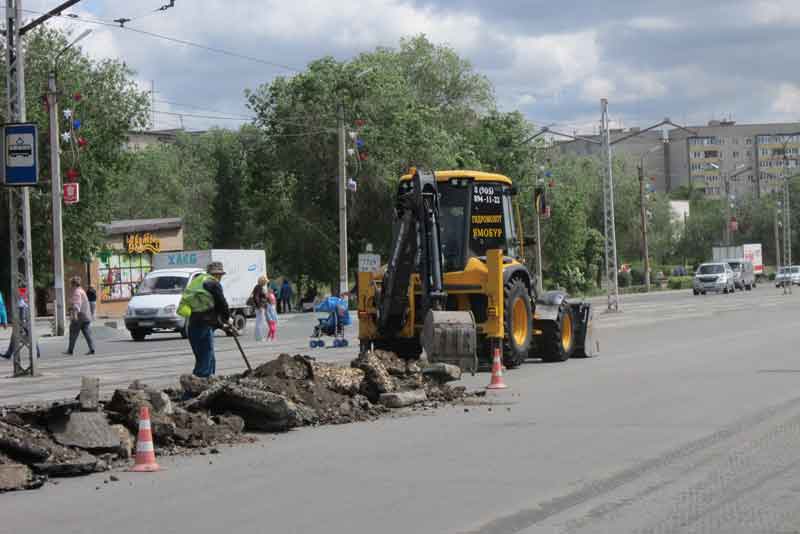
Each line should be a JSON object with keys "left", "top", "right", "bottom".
{"left": 558, "top": 120, "right": 800, "bottom": 198}
{"left": 555, "top": 129, "right": 669, "bottom": 190}
{"left": 669, "top": 120, "right": 800, "bottom": 199}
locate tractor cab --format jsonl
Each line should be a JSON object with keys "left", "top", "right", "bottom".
{"left": 397, "top": 170, "right": 520, "bottom": 272}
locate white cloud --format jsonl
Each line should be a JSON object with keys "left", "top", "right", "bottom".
{"left": 627, "top": 16, "right": 679, "bottom": 31}
{"left": 581, "top": 77, "right": 614, "bottom": 101}
{"left": 772, "top": 83, "right": 800, "bottom": 114}
{"left": 508, "top": 31, "right": 599, "bottom": 92}
{"left": 750, "top": 0, "right": 800, "bottom": 25}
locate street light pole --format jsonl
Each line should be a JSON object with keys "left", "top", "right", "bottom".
{"left": 782, "top": 152, "right": 792, "bottom": 295}
{"left": 638, "top": 164, "right": 651, "bottom": 291}
{"left": 638, "top": 145, "right": 662, "bottom": 291}
{"left": 337, "top": 102, "right": 348, "bottom": 296}
{"left": 49, "top": 29, "right": 92, "bottom": 337}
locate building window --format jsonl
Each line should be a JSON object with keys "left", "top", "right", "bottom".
{"left": 746, "top": 138, "right": 752, "bottom": 145}
{"left": 732, "top": 151, "right": 739, "bottom": 159}
{"left": 99, "top": 253, "right": 153, "bottom": 301}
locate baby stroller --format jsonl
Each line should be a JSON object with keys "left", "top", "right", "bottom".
{"left": 309, "top": 296, "right": 351, "bottom": 348}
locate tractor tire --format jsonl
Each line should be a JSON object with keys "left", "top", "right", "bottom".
{"left": 503, "top": 277, "right": 532, "bottom": 369}
{"left": 539, "top": 302, "right": 576, "bottom": 363}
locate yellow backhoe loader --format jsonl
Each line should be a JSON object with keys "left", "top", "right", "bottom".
{"left": 357, "top": 168, "right": 596, "bottom": 370}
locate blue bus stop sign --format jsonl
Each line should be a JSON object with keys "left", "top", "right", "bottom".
{"left": 2, "top": 123, "right": 39, "bottom": 186}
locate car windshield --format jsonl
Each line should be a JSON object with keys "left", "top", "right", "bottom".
{"left": 793, "top": 267, "right": 800, "bottom": 274}
{"left": 698, "top": 264, "right": 724, "bottom": 274}
{"left": 728, "top": 262, "right": 741, "bottom": 270}
{"left": 136, "top": 275, "right": 189, "bottom": 295}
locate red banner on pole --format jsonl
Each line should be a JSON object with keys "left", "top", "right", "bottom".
{"left": 63, "top": 182, "right": 79, "bottom": 204}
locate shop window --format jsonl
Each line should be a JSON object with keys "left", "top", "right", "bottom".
{"left": 99, "top": 253, "right": 152, "bottom": 301}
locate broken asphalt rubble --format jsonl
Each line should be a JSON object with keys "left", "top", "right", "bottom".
{"left": 0, "top": 351, "right": 474, "bottom": 492}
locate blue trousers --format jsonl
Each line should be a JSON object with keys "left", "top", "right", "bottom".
{"left": 188, "top": 322, "right": 215, "bottom": 377}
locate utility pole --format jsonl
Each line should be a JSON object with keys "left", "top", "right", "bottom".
{"left": 600, "top": 99, "right": 620, "bottom": 312}
{"left": 723, "top": 174, "right": 731, "bottom": 245}
{"left": 5, "top": 0, "right": 37, "bottom": 376}
{"left": 48, "top": 69, "right": 66, "bottom": 336}
{"left": 337, "top": 102, "right": 348, "bottom": 296}
{"left": 782, "top": 153, "right": 792, "bottom": 295}
{"left": 5, "top": 0, "right": 83, "bottom": 375}
{"left": 775, "top": 203, "right": 782, "bottom": 291}
{"left": 48, "top": 29, "right": 91, "bottom": 338}
{"left": 637, "top": 164, "right": 651, "bottom": 291}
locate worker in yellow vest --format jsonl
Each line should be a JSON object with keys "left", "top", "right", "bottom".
{"left": 178, "top": 262, "right": 231, "bottom": 377}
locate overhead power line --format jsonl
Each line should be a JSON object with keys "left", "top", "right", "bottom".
{"left": 19, "top": 8, "right": 302, "bottom": 72}
{"left": 153, "top": 110, "right": 253, "bottom": 121}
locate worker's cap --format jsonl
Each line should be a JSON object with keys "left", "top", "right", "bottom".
{"left": 207, "top": 262, "right": 226, "bottom": 275}
{"left": 70, "top": 276, "right": 82, "bottom": 286}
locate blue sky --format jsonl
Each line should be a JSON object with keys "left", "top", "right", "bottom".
{"left": 28, "top": 0, "right": 800, "bottom": 132}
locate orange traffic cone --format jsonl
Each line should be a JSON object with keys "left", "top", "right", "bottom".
{"left": 130, "top": 405, "right": 161, "bottom": 472}
{"left": 486, "top": 345, "right": 508, "bottom": 390}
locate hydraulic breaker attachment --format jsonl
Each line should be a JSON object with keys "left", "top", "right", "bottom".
{"left": 421, "top": 310, "right": 477, "bottom": 372}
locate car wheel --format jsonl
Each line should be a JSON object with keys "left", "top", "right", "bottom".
{"left": 131, "top": 329, "right": 147, "bottom": 341}
{"left": 693, "top": 289, "right": 699, "bottom": 295}
{"left": 701, "top": 291, "right": 707, "bottom": 295}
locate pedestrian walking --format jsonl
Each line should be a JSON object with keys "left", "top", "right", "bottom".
{"left": 0, "top": 291, "right": 8, "bottom": 360}
{"left": 177, "top": 262, "right": 231, "bottom": 378}
{"left": 0, "top": 291, "right": 7, "bottom": 330}
{"left": 252, "top": 275, "right": 269, "bottom": 342}
{"left": 266, "top": 287, "right": 278, "bottom": 341}
{"left": 2, "top": 289, "right": 41, "bottom": 360}
{"left": 86, "top": 285, "right": 97, "bottom": 319}
{"left": 279, "top": 279, "right": 293, "bottom": 314}
{"left": 65, "top": 277, "right": 95, "bottom": 356}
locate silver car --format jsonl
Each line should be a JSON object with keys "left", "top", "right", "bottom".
{"left": 775, "top": 266, "right": 800, "bottom": 287}
{"left": 693, "top": 262, "right": 736, "bottom": 295}
{"left": 726, "top": 259, "right": 756, "bottom": 291}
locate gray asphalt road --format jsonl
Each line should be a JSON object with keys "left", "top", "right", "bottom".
{"left": 0, "top": 311, "right": 358, "bottom": 405}
{"left": 4, "top": 286, "right": 800, "bottom": 534}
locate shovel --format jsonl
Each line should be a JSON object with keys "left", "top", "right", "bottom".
{"left": 226, "top": 327, "right": 253, "bottom": 373}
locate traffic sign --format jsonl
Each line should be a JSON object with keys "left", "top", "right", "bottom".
{"left": 2, "top": 123, "right": 39, "bottom": 186}
{"left": 358, "top": 253, "right": 381, "bottom": 273}
{"left": 63, "top": 183, "right": 79, "bottom": 204}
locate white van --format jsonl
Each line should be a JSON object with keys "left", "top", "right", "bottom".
{"left": 124, "top": 249, "right": 266, "bottom": 341}
{"left": 124, "top": 268, "right": 202, "bottom": 341}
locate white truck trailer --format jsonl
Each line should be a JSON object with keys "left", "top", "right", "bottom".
{"left": 712, "top": 244, "right": 763, "bottom": 275}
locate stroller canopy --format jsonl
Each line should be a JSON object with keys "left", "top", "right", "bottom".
{"left": 314, "top": 296, "right": 352, "bottom": 325}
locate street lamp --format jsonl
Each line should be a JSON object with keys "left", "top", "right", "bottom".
{"left": 49, "top": 28, "right": 92, "bottom": 336}
{"left": 638, "top": 145, "right": 663, "bottom": 291}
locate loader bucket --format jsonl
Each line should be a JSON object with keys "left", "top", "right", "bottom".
{"left": 421, "top": 310, "right": 477, "bottom": 372}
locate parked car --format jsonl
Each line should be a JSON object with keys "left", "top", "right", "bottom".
{"left": 693, "top": 262, "right": 736, "bottom": 295}
{"left": 775, "top": 266, "right": 800, "bottom": 287}
{"left": 725, "top": 259, "right": 756, "bottom": 291}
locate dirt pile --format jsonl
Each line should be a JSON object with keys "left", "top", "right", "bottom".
{"left": 0, "top": 350, "right": 472, "bottom": 493}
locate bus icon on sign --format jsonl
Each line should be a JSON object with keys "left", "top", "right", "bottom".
{"left": 9, "top": 137, "right": 32, "bottom": 158}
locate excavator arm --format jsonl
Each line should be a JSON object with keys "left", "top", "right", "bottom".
{"left": 376, "top": 169, "right": 477, "bottom": 369}
{"left": 377, "top": 169, "right": 446, "bottom": 336}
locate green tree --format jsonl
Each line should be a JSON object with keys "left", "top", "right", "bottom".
{"left": 0, "top": 28, "right": 149, "bottom": 288}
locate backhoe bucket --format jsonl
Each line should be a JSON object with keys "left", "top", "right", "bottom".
{"left": 421, "top": 310, "right": 477, "bottom": 372}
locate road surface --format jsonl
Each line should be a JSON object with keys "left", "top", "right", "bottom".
{"left": 3, "top": 286, "right": 800, "bottom": 534}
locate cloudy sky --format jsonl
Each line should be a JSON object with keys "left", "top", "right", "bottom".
{"left": 27, "top": 0, "right": 800, "bottom": 133}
